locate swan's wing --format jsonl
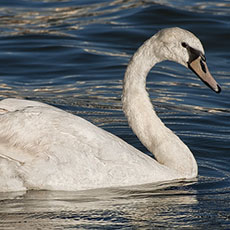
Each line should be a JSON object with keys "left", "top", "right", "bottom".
{"left": 0, "top": 98, "right": 65, "bottom": 164}
{"left": 0, "top": 101, "right": 141, "bottom": 189}
{"left": 0, "top": 101, "right": 118, "bottom": 191}
{"left": 0, "top": 102, "right": 87, "bottom": 162}
{"left": 0, "top": 98, "right": 164, "bottom": 170}
{"left": 0, "top": 100, "right": 130, "bottom": 164}
{"left": 0, "top": 99, "right": 177, "bottom": 191}
{"left": 0, "top": 99, "right": 154, "bottom": 168}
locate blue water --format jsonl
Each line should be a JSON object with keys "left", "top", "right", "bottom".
{"left": 0, "top": 0, "right": 230, "bottom": 229}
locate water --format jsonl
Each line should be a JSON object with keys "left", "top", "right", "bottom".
{"left": 0, "top": 0, "right": 230, "bottom": 229}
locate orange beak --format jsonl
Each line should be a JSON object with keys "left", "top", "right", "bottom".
{"left": 188, "top": 56, "right": 221, "bottom": 93}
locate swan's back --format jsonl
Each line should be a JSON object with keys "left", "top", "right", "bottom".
{"left": 0, "top": 98, "right": 53, "bottom": 113}
{"left": 0, "top": 98, "right": 178, "bottom": 191}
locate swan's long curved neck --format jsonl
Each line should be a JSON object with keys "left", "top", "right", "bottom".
{"left": 122, "top": 37, "right": 198, "bottom": 178}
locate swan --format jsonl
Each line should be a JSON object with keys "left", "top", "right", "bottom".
{"left": 0, "top": 27, "right": 220, "bottom": 192}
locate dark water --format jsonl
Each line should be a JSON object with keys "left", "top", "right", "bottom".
{"left": 0, "top": 0, "right": 230, "bottom": 229}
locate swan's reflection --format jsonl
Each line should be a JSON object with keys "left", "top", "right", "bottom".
{"left": 0, "top": 181, "right": 198, "bottom": 228}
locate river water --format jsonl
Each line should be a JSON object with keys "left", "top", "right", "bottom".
{"left": 0, "top": 0, "right": 230, "bottom": 229}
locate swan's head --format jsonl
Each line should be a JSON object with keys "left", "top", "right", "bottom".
{"left": 154, "top": 27, "right": 221, "bottom": 93}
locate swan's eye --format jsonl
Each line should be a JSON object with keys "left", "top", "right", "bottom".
{"left": 200, "top": 60, "right": 206, "bottom": 73}
{"left": 181, "top": 42, "right": 188, "bottom": 48}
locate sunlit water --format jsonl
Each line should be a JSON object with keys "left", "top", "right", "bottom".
{"left": 0, "top": 0, "right": 230, "bottom": 229}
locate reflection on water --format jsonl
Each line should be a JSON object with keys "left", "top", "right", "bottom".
{"left": 1, "top": 179, "right": 230, "bottom": 229}
{"left": 0, "top": 181, "right": 199, "bottom": 229}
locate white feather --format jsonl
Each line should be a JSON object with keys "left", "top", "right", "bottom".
{"left": 0, "top": 28, "right": 203, "bottom": 191}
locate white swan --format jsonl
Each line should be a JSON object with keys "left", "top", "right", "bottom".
{"left": 0, "top": 27, "right": 220, "bottom": 192}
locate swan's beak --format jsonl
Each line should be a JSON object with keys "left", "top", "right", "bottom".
{"left": 188, "top": 57, "right": 221, "bottom": 93}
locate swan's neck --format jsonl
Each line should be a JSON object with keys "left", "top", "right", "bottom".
{"left": 122, "top": 37, "right": 197, "bottom": 178}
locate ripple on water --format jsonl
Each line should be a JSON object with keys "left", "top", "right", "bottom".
{"left": 0, "top": 0, "right": 230, "bottom": 229}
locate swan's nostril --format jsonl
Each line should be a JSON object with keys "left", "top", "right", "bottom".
{"left": 200, "top": 60, "right": 206, "bottom": 73}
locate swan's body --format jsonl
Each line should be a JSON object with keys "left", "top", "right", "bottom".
{"left": 0, "top": 28, "right": 220, "bottom": 192}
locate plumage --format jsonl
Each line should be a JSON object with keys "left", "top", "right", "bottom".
{"left": 0, "top": 27, "right": 220, "bottom": 191}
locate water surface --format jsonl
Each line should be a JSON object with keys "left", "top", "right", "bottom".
{"left": 0, "top": 0, "right": 230, "bottom": 229}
